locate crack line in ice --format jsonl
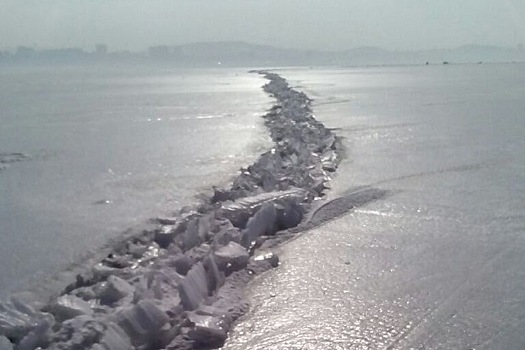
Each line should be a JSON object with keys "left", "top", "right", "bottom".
{"left": 0, "top": 71, "right": 349, "bottom": 350}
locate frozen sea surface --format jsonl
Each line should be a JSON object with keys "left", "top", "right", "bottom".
{"left": 224, "top": 63, "right": 525, "bottom": 349}
{"left": 0, "top": 65, "right": 271, "bottom": 298}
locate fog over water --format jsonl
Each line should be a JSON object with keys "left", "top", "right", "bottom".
{"left": 1, "top": 0, "right": 524, "bottom": 51}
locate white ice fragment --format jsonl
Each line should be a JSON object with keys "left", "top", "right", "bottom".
{"left": 16, "top": 313, "right": 54, "bottom": 350}
{"left": 204, "top": 255, "right": 225, "bottom": 293}
{"left": 92, "top": 264, "right": 118, "bottom": 281}
{"left": 99, "top": 323, "right": 133, "bottom": 350}
{"left": 132, "top": 270, "right": 182, "bottom": 314}
{"left": 0, "top": 301, "right": 33, "bottom": 340}
{"left": 195, "top": 305, "right": 228, "bottom": 318}
{"left": 241, "top": 203, "right": 277, "bottom": 247}
{"left": 223, "top": 188, "right": 306, "bottom": 212}
{"left": 0, "top": 336, "right": 13, "bottom": 350}
{"left": 50, "top": 295, "right": 93, "bottom": 321}
{"left": 178, "top": 262, "right": 208, "bottom": 311}
{"left": 182, "top": 219, "right": 202, "bottom": 250}
{"left": 154, "top": 217, "right": 178, "bottom": 225}
{"left": 100, "top": 276, "right": 134, "bottom": 305}
{"left": 114, "top": 300, "right": 168, "bottom": 347}
{"left": 213, "top": 242, "right": 249, "bottom": 272}
{"left": 187, "top": 314, "right": 228, "bottom": 349}
{"left": 127, "top": 242, "right": 148, "bottom": 259}
{"left": 212, "top": 224, "right": 242, "bottom": 247}
{"left": 9, "top": 294, "right": 39, "bottom": 316}
{"left": 252, "top": 252, "right": 279, "bottom": 268}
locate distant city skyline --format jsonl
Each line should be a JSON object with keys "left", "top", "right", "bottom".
{"left": 2, "top": 41, "right": 524, "bottom": 55}
{"left": 1, "top": 0, "right": 524, "bottom": 52}
{"left": 2, "top": 41, "right": 524, "bottom": 68}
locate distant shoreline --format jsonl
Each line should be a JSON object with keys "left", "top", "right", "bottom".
{"left": 1, "top": 42, "right": 524, "bottom": 67}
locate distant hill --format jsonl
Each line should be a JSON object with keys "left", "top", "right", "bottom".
{"left": 1, "top": 42, "right": 524, "bottom": 66}
{"left": 146, "top": 42, "right": 525, "bottom": 66}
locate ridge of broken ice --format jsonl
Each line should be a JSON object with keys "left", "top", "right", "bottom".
{"left": 0, "top": 71, "right": 341, "bottom": 350}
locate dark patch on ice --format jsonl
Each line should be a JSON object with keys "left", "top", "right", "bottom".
{"left": 93, "top": 199, "right": 113, "bottom": 205}
{"left": 0, "top": 153, "right": 31, "bottom": 172}
{"left": 0, "top": 153, "right": 30, "bottom": 164}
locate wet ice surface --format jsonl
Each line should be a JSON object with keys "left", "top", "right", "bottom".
{"left": 224, "top": 64, "right": 525, "bottom": 349}
{"left": 0, "top": 66, "right": 271, "bottom": 297}
{"left": 0, "top": 72, "right": 342, "bottom": 349}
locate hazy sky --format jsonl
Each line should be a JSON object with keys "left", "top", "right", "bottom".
{"left": 1, "top": 0, "right": 524, "bottom": 52}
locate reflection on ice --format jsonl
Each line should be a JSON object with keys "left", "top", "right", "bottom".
{"left": 0, "top": 72, "right": 342, "bottom": 349}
